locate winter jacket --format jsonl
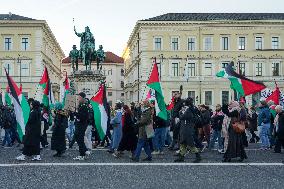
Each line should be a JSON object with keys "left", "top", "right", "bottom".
{"left": 276, "top": 111, "right": 284, "bottom": 140}
{"left": 136, "top": 107, "right": 153, "bottom": 139}
{"left": 258, "top": 106, "right": 271, "bottom": 126}
{"left": 211, "top": 111, "right": 224, "bottom": 131}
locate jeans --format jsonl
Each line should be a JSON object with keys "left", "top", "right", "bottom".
{"left": 84, "top": 125, "right": 93, "bottom": 150}
{"left": 67, "top": 121, "right": 75, "bottom": 142}
{"left": 153, "top": 127, "right": 167, "bottom": 151}
{"left": 165, "top": 127, "right": 172, "bottom": 145}
{"left": 110, "top": 126, "right": 122, "bottom": 150}
{"left": 259, "top": 123, "right": 270, "bottom": 148}
{"left": 134, "top": 138, "right": 152, "bottom": 159}
{"left": 2, "top": 129, "right": 12, "bottom": 146}
{"left": 209, "top": 130, "right": 223, "bottom": 150}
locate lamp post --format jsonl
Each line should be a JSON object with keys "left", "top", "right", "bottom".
{"left": 17, "top": 54, "right": 22, "bottom": 86}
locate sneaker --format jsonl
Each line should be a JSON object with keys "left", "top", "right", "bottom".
{"left": 142, "top": 157, "right": 152, "bottom": 161}
{"left": 175, "top": 150, "right": 180, "bottom": 154}
{"left": 131, "top": 157, "right": 139, "bottom": 162}
{"left": 200, "top": 145, "right": 206, "bottom": 153}
{"left": 107, "top": 149, "right": 114, "bottom": 154}
{"left": 31, "top": 155, "right": 41, "bottom": 161}
{"left": 73, "top": 156, "right": 85, "bottom": 161}
{"left": 85, "top": 151, "right": 91, "bottom": 156}
{"left": 151, "top": 151, "right": 160, "bottom": 155}
{"left": 16, "top": 154, "right": 26, "bottom": 161}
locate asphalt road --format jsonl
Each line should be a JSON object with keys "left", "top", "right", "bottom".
{"left": 0, "top": 143, "right": 284, "bottom": 189}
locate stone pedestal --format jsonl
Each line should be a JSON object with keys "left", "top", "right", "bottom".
{"left": 69, "top": 70, "right": 105, "bottom": 99}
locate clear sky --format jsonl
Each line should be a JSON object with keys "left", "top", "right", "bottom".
{"left": 1, "top": 0, "right": 284, "bottom": 57}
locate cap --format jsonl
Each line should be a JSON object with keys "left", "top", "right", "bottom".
{"left": 77, "top": 92, "right": 86, "bottom": 98}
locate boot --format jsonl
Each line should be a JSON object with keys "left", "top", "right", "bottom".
{"left": 174, "top": 155, "right": 185, "bottom": 162}
{"left": 193, "top": 153, "right": 201, "bottom": 163}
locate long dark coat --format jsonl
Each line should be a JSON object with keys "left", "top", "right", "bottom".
{"left": 23, "top": 108, "right": 41, "bottom": 156}
{"left": 51, "top": 111, "right": 68, "bottom": 152}
{"left": 224, "top": 110, "right": 247, "bottom": 160}
{"left": 179, "top": 106, "right": 195, "bottom": 146}
{"left": 118, "top": 113, "right": 137, "bottom": 151}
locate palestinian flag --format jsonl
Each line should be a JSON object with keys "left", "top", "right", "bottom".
{"left": 146, "top": 61, "right": 168, "bottom": 120}
{"left": 5, "top": 70, "right": 30, "bottom": 141}
{"left": 266, "top": 84, "right": 280, "bottom": 105}
{"left": 216, "top": 63, "right": 266, "bottom": 97}
{"left": 62, "top": 73, "right": 70, "bottom": 107}
{"left": 90, "top": 84, "right": 108, "bottom": 140}
{"left": 167, "top": 96, "right": 175, "bottom": 111}
{"left": 2, "top": 86, "right": 12, "bottom": 106}
{"left": 39, "top": 67, "right": 49, "bottom": 88}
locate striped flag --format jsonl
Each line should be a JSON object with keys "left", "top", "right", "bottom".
{"left": 5, "top": 70, "right": 30, "bottom": 141}
{"left": 90, "top": 84, "right": 108, "bottom": 140}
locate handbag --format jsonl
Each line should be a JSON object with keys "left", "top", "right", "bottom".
{"left": 145, "top": 123, "right": 154, "bottom": 138}
{"left": 232, "top": 121, "right": 245, "bottom": 134}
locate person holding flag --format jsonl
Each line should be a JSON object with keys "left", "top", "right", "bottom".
{"left": 16, "top": 100, "right": 41, "bottom": 161}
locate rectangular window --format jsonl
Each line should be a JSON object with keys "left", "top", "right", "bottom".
{"left": 154, "top": 37, "right": 162, "bottom": 50}
{"left": 108, "top": 69, "right": 112, "bottom": 76}
{"left": 187, "top": 63, "right": 196, "bottom": 77}
{"left": 205, "top": 91, "right": 212, "bottom": 106}
{"left": 21, "top": 38, "right": 29, "bottom": 51}
{"left": 121, "top": 93, "right": 124, "bottom": 97}
{"left": 272, "top": 62, "right": 280, "bottom": 76}
{"left": 171, "top": 37, "right": 179, "bottom": 51}
{"left": 204, "top": 37, "right": 212, "bottom": 51}
{"left": 272, "top": 37, "right": 279, "bottom": 49}
{"left": 22, "top": 92, "right": 28, "bottom": 100}
{"left": 4, "top": 37, "right": 12, "bottom": 50}
{"left": 222, "top": 62, "right": 229, "bottom": 69}
{"left": 255, "top": 63, "right": 263, "bottom": 76}
{"left": 156, "top": 62, "right": 162, "bottom": 77}
{"left": 172, "top": 63, "right": 179, "bottom": 76}
{"left": 204, "top": 63, "right": 212, "bottom": 76}
{"left": 255, "top": 37, "right": 263, "bottom": 50}
{"left": 222, "top": 91, "right": 229, "bottom": 105}
{"left": 238, "top": 37, "right": 246, "bottom": 50}
{"left": 188, "top": 91, "right": 196, "bottom": 104}
{"left": 239, "top": 62, "right": 246, "bottom": 76}
{"left": 221, "top": 37, "right": 229, "bottom": 50}
{"left": 21, "top": 63, "right": 30, "bottom": 76}
{"left": 108, "top": 92, "right": 112, "bottom": 96}
{"left": 188, "top": 37, "right": 195, "bottom": 51}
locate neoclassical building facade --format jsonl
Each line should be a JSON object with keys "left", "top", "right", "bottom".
{"left": 0, "top": 13, "right": 64, "bottom": 100}
{"left": 123, "top": 13, "right": 284, "bottom": 107}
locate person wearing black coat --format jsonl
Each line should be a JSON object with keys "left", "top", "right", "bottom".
{"left": 247, "top": 107, "right": 260, "bottom": 143}
{"left": 174, "top": 97, "right": 202, "bottom": 163}
{"left": 223, "top": 101, "right": 247, "bottom": 162}
{"left": 114, "top": 105, "right": 138, "bottom": 158}
{"left": 1, "top": 106, "right": 13, "bottom": 147}
{"left": 16, "top": 100, "right": 42, "bottom": 161}
{"left": 51, "top": 102, "right": 68, "bottom": 157}
{"left": 274, "top": 105, "right": 284, "bottom": 153}
{"left": 73, "top": 92, "right": 89, "bottom": 160}
{"left": 169, "top": 93, "right": 184, "bottom": 151}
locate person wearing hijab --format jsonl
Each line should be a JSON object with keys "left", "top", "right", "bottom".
{"left": 16, "top": 100, "right": 42, "bottom": 161}
{"left": 223, "top": 101, "right": 247, "bottom": 162}
{"left": 51, "top": 102, "right": 68, "bottom": 157}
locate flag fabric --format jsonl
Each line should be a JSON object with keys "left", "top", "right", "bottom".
{"left": 62, "top": 73, "right": 70, "bottom": 107}
{"left": 39, "top": 67, "right": 49, "bottom": 88}
{"left": 266, "top": 84, "right": 280, "bottom": 105}
{"left": 3, "top": 86, "right": 12, "bottom": 106}
{"left": 146, "top": 61, "right": 168, "bottom": 120}
{"left": 90, "top": 84, "right": 108, "bottom": 140}
{"left": 216, "top": 63, "right": 266, "bottom": 97}
{"left": 5, "top": 70, "right": 30, "bottom": 141}
{"left": 167, "top": 96, "right": 175, "bottom": 111}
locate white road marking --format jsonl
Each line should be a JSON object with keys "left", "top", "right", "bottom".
{"left": 0, "top": 162, "right": 283, "bottom": 167}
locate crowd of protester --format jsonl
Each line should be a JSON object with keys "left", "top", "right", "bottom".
{"left": 1, "top": 91, "right": 284, "bottom": 163}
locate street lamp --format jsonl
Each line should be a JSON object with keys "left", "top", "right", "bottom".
{"left": 17, "top": 54, "right": 22, "bottom": 86}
